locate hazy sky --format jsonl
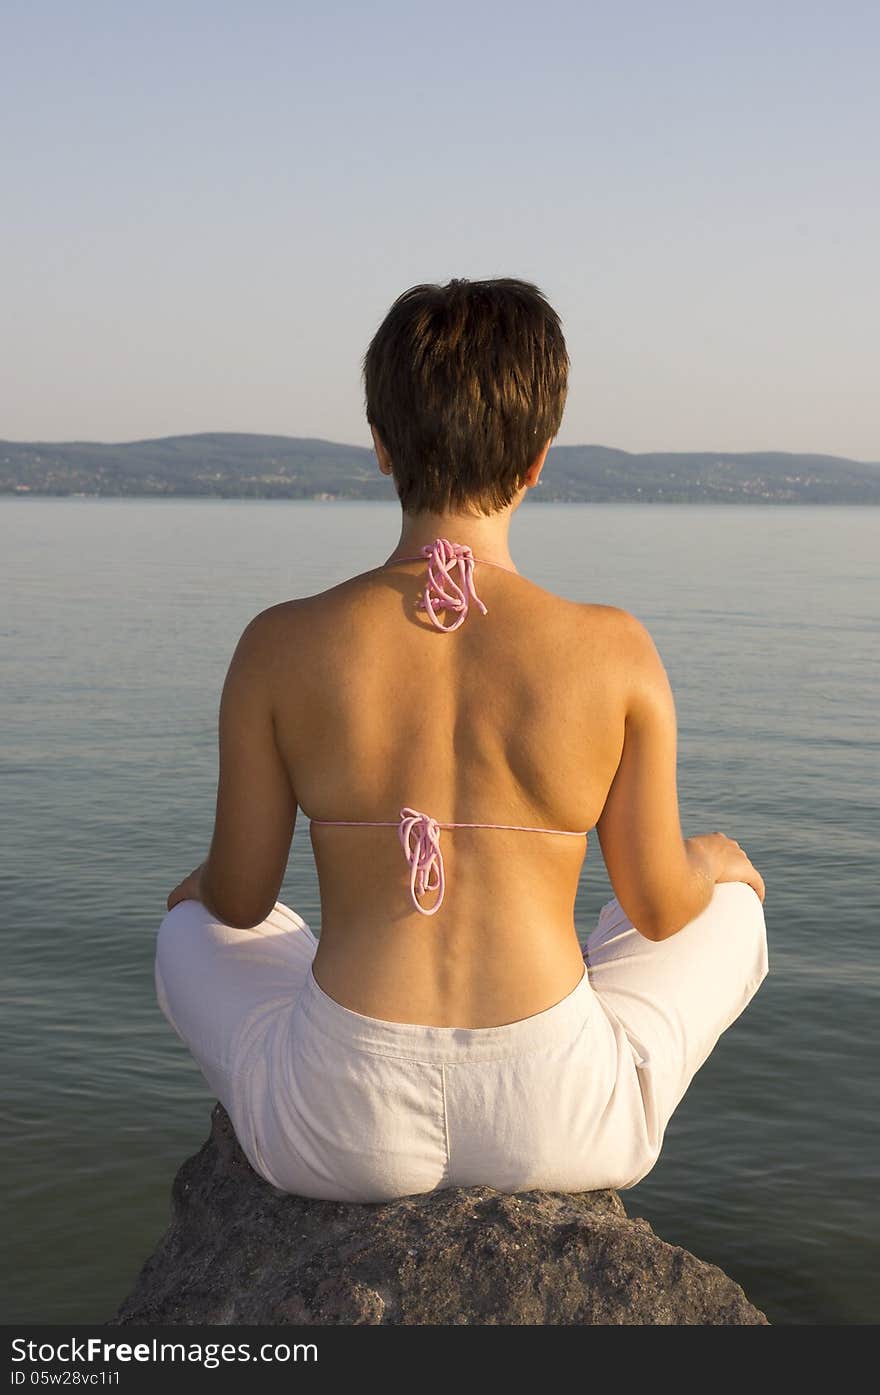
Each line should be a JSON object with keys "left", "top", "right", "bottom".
{"left": 3, "top": 0, "right": 878, "bottom": 458}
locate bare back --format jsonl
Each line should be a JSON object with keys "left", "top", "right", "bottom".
{"left": 271, "top": 560, "right": 628, "bottom": 1026}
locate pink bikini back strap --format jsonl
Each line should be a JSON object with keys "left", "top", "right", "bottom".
{"left": 311, "top": 807, "right": 589, "bottom": 917}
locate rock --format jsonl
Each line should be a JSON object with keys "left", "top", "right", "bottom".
{"left": 111, "top": 1103, "right": 768, "bottom": 1326}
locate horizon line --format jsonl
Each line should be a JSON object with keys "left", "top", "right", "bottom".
{"left": 1, "top": 429, "right": 878, "bottom": 468}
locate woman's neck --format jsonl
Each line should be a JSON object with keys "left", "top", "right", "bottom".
{"left": 383, "top": 508, "right": 519, "bottom": 573}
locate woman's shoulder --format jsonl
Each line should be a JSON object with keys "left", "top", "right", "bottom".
{"left": 246, "top": 578, "right": 361, "bottom": 629}
{"left": 568, "top": 604, "right": 666, "bottom": 693}
{"left": 572, "top": 599, "right": 653, "bottom": 642}
{"left": 239, "top": 578, "right": 385, "bottom": 659}
{"left": 593, "top": 604, "right": 662, "bottom": 657}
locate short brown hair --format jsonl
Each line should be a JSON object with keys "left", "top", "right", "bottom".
{"left": 362, "top": 277, "right": 569, "bottom": 515}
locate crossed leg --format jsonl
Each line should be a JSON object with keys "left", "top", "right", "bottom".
{"left": 154, "top": 898, "right": 318, "bottom": 1106}
{"left": 582, "top": 880, "right": 769, "bottom": 1181}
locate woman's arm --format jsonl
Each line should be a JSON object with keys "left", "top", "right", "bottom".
{"left": 195, "top": 607, "right": 299, "bottom": 929}
{"left": 595, "top": 612, "right": 762, "bottom": 941}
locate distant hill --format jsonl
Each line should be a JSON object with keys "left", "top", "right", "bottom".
{"left": 2, "top": 432, "right": 878, "bottom": 503}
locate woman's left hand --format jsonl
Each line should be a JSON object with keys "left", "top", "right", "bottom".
{"left": 167, "top": 862, "right": 208, "bottom": 913}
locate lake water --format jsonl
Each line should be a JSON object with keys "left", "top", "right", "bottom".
{"left": 2, "top": 498, "right": 877, "bottom": 1325}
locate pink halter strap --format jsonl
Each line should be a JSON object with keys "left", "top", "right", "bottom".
{"left": 418, "top": 537, "right": 487, "bottom": 631}
{"left": 390, "top": 536, "right": 500, "bottom": 631}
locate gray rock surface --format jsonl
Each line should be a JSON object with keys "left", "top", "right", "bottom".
{"left": 112, "top": 1103, "right": 768, "bottom": 1325}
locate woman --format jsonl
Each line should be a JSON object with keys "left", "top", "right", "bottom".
{"left": 156, "top": 277, "right": 768, "bottom": 1203}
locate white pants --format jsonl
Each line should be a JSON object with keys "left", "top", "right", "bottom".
{"left": 155, "top": 882, "right": 768, "bottom": 1202}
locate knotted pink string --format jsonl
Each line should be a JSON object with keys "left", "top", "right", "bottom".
{"left": 417, "top": 538, "right": 488, "bottom": 631}
{"left": 311, "top": 805, "right": 589, "bottom": 917}
{"left": 398, "top": 806, "right": 446, "bottom": 914}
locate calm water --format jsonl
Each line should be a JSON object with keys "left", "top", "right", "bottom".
{"left": 1, "top": 498, "right": 877, "bottom": 1325}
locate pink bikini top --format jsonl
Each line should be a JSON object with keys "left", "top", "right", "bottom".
{"left": 310, "top": 537, "right": 589, "bottom": 915}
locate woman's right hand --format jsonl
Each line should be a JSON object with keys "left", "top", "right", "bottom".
{"left": 685, "top": 832, "right": 766, "bottom": 904}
